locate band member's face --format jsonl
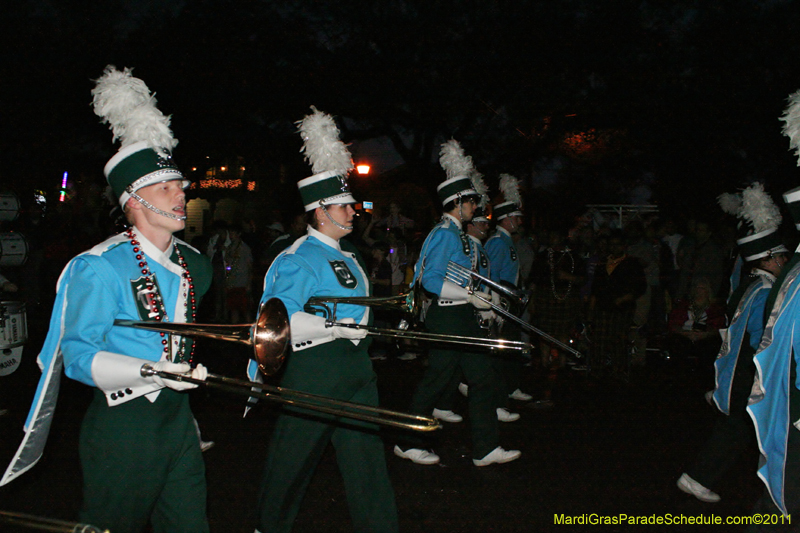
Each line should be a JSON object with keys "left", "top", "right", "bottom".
{"left": 459, "top": 197, "right": 476, "bottom": 221}
{"left": 473, "top": 220, "right": 489, "bottom": 237}
{"left": 317, "top": 204, "right": 355, "bottom": 239}
{"left": 134, "top": 180, "right": 186, "bottom": 233}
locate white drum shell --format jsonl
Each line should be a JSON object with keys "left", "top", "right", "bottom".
{"left": 0, "top": 192, "right": 20, "bottom": 222}
{"left": 0, "top": 233, "right": 28, "bottom": 267}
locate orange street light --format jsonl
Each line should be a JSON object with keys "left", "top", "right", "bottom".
{"left": 356, "top": 164, "right": 370, "bottom": 175}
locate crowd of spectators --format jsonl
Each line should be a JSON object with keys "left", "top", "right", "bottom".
{"left": 0, "top": 196, "right": 748, "bottom": 383}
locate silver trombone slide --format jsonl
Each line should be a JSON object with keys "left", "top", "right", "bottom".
{"left": 445, "top": 263, "right": 582, "bottom": 358}
{"left": 446, "top": 261, "right": 529, "bottom": 308}
{"left": 327, "top": 320, "right": 532, "bottom": 354}
{"left": 0, "top": 510, "right": 108, "bottom": 532}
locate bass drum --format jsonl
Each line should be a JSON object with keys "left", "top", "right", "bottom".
{"left": 0, "top": 192, "right": 20, "bottom": 222}
{"left": 0, "top": 233, "right": 28, "bottom": 267}
{"left": 0, "top": 301, "right": 27, "bottom": 376}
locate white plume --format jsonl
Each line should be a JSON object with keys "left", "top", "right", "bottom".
{"left": 469, "top": 168, "right": 489, "bottom": 207}
{"left": 499, "top": 173, "right": 522, "bottom": 207}
{"left": 741, "top": 182, "right": 782, "bottom": 233}
{"left": 439, "top": 139, "right": 474, "bottom": 181}
{"left": 297, "top": 106, "right": 353, "bottom": 175}
{"left": 781, "top": 90, "right": 800, "bottom": 166}
{"left": 717, "top": 192, "right": 742, "bottom": 216}
{"left": 91, "top": 65, "right": 177, "bottom": 152}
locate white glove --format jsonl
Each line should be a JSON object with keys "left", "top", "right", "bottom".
{"left": 151, "top": 361, "right": 206, "bottom": 391}
{"left": 478, "top": 309, "right": 496, "bottom": 321}
{"left": 332, "top": 317, "right": 368, "bottom": 340}
{"left": 467, "top": 291, "right": 493, "bottom": 310}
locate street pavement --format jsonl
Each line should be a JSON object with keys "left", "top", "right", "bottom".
{"left": 0, "top": 324, "right": 767, "bottom": 532}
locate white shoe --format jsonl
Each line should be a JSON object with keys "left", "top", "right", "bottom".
{"left": 432, "top": 408, "right": 463, "bottom": 423}
{"left": 458, "top": 383, "right": 469, "bottom": 397}
{"left": 473, "top": 446, "right": 522, "bottom": 466}
{"left": 508, "top": 389, "right": 533, "bottom": 401}
{"left": 393, "top": 445, "right": 440, "bottom": 465}
{"left": 497, "top": 408, "right": 520, "bottom": 422}
{"left": 677, "top": 473, "right": 720, "bottom": 503}
{"left": 200, "top": 440, "right": 215, "bottom": 453}
{"left": 397, "top": 352, "right": 418, "bottom": 361}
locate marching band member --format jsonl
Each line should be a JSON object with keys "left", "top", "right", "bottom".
{"left": 447, "top": 200, "right": 521, "bottom": 422}
{"left": 485, "top": 174, "right": 533, "bottom": 403}
{"left": 394, "top": 140, "right": 521, "bottom": 467}
{"left": 2, "top": 66, "right": 212, "bottom": 533}
{"left": 677, "top": 183, "right": 787, "bottom": 503}
{"left": 249, "top": 107, "right": 398, "bottom": 533}
{"left": 747, "top": 91, "right": 800, "bottom": 522}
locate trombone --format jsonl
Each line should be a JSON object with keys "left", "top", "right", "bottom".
{"left": 140, "top": 364, "right": 440, "bottom": 432}
{"left": 0, "top": 510, "right": 108, "bottom": 532}
{"left": 446, "top": 261, "right": 582, "bottom": 358}
{"left": 114, "top": 298, "right": 440, "bottom": 432}
{"left": 304, "top": 283, "right": 532, "bottom": 354}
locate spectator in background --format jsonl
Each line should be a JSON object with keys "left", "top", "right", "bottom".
{"left": 677, "top": 219, "right": 726, "bottom": 301}
{"left": 263, "top": 213, "right": 305, "bottom": 270}
{"left": 667, "top": 276, "right": 726, "bottom": 381}
{"left": 530, "top": 228, "right": 585, "bottom": 368}
{"left": 368, "top": 241, "right": 395, "bottom": 361}
{"left": 376, "top": 202, "right": 414, "bottom": 235}
{"left": 589, "top": 230, "right": 647, "bottom": 380}
{"left": 223, "top": 226, "right": 253, "bottom": 324}
{"left": 626, "top": 220, "right": 661, "bottom": 366}
{"left": 205, "top": 220, "right": 230, "bottom": 321}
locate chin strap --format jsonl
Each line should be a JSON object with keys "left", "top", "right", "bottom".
{"left": 130, "top": 191, "right": 187, "bottom": 221}
{"left": 320, "top": 201, "right": 353, "bottom": 231}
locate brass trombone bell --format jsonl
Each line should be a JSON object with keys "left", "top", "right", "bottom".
{"left": 140, "top": 364, "right": 441, "bottom": 432}
{"left": 114, "top": 297, "right": 290, "bottom": 376}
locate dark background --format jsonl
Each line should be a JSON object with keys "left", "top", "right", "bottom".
{"left": 4, "top": 1, "right": 800, "bottom": 221}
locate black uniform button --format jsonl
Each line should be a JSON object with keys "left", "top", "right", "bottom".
{"left": 295, "top": 343, "right": 301, "bottom": 348}
{"left": 307, "top": 340, "right": 312, "bottom": 345}
{"left": 118, "top": 391, "right": 125, "bottom": 398}
{"left": 110, "top": 393, "right": 118, "bottom": 401}
{"left": 125, "top": 388, "right": 133, "bottom": 394}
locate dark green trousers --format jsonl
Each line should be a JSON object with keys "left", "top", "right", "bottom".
{"left": 256, "top": 339, "right": 398, "bottom": 533}
{"left": 79, "top": 389, "right": 208, "bottom": 533}
{"left": 408, "top": 303, "right": 501, "bottom": 459}
{"left": 493, "top": 320, "right": 523, "bottom": 397}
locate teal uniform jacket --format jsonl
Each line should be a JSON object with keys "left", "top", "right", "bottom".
{"left": 413, "top": 214, "right": 475, "bottom": 301}
{"left": 748, "top": 258, "right": 800, "bottom": 516}
{"left": 2, "top": 228, "right": 212, "bottom": 532}
{"left": 713, "top": 270, "right": 773, "bottom": 415}
{"left": 485, "top": 226, "right": 519, "bottom": 287}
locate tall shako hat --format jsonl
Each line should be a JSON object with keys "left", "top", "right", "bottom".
{"left": 718, "top": 182, "right": 787, "bottom": 262}
{"left": 296, "top": 106, "right": 356, "bottom": 212}
{"left": 470, "top": 169, "right": 490, "bottom": 223}
{"left": 780, "top": 89, "right": 800, "bottom": 228}
{"left": 92, "top": 66, "right": 186, "bottom": 208}
{"left": 494, "top": 174, "right": 523, "bottom": 220}
{"left": 438, "top": 139, "right": 478, "bottom": 206}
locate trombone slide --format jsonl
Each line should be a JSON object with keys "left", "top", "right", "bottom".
{"left": 140, "top": 365, "right": 441, "bottom": 433}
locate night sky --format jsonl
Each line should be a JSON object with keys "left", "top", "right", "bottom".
{"left": 4, "top": 0, "right": 800, "bottom": 222}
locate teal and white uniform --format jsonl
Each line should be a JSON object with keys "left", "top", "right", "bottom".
{"left": 405, "top": 215, "right": 502, "bottom": 459}
{"left": 250, "top": 227, "right": 398, "bottom": 533}
{"left": 2, "top": 228, "right": 212, "bottom": 533}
